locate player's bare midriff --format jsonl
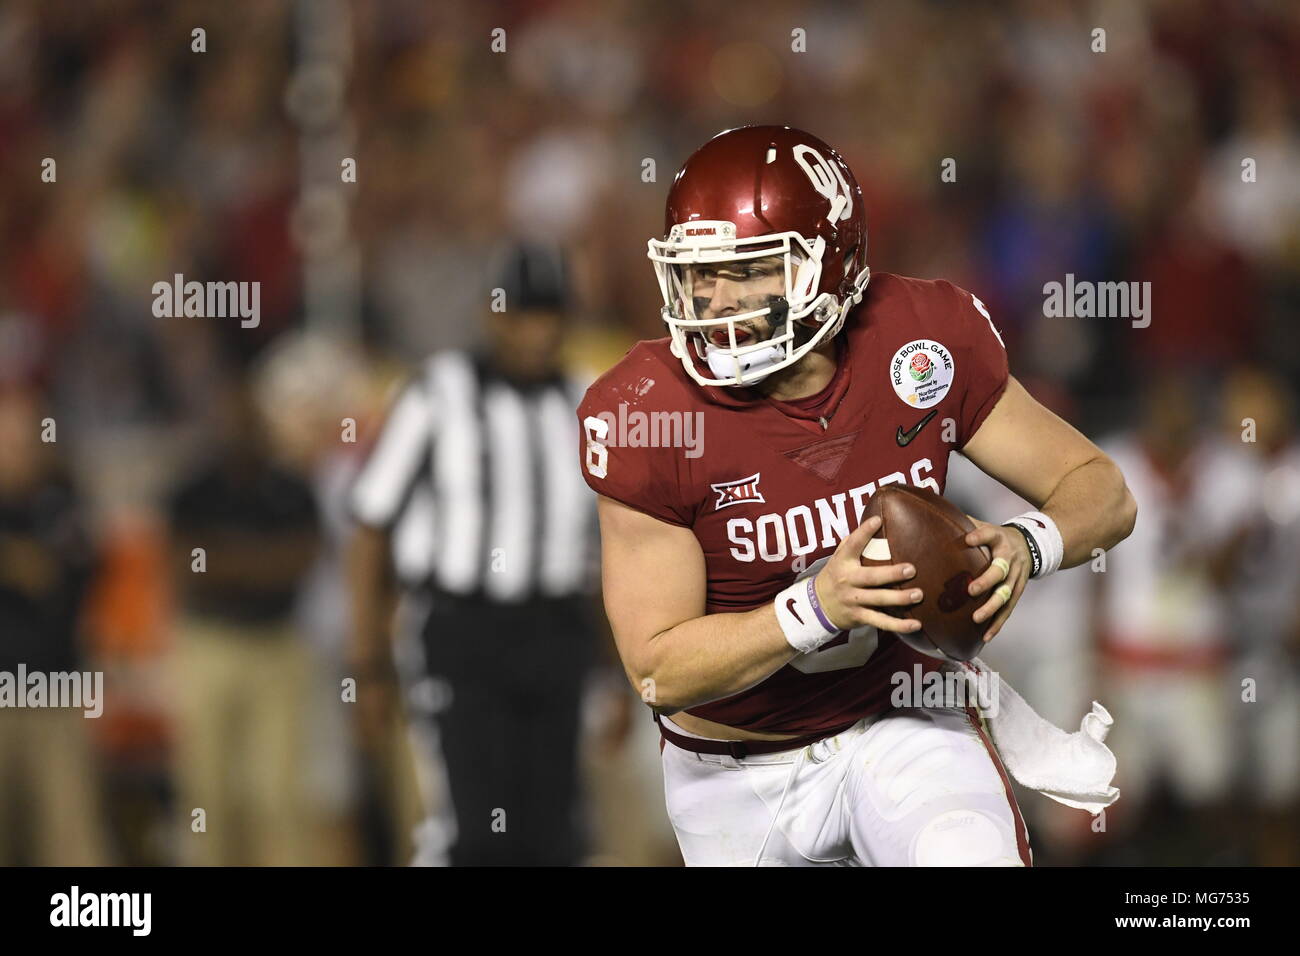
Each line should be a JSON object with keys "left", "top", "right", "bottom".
{"left": 664, "top": 709, "right": 802, "bottom": 742}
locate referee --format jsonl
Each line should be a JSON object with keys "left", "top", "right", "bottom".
{"left": 348, "top": 243, "right": 599, "bottom": 866}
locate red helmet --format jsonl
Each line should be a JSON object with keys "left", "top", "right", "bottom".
{"left": 648, "top": 126, "right": 870, "bottom": 387}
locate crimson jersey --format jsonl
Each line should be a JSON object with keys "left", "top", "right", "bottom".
{"left": 577, "top": 273, "right": 1010, "bottom": 734}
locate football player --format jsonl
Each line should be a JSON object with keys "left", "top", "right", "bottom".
{"left": 577, "top": 126, "right": 1137, "bottom": 866}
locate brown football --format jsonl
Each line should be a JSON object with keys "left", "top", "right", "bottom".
{"left": 860, "top": 484, "right": 992, "bottom": 661}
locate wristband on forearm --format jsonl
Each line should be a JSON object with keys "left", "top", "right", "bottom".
{"left": 1003, "top": 523, "right": 1042, "bottom": 577}
{"left": 1001, "top": 510, "right": 1064, "bottom": 578}
{"left": 774, "top": 576, "right": 842, "bottom": 653}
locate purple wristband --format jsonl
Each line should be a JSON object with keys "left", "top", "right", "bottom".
{"left": 805, "top": 577, "right": 838, "bottom": 634}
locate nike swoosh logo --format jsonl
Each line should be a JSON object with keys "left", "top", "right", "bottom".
{"left": 896, "top": 409, "right": 938, "bottom": 446}
{"left": 786, "top": 598, "right": 803, "bottom": 625}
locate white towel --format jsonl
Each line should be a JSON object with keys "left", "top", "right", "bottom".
{"left": 951, "top": 657, "right": 1120, "bottom": 815}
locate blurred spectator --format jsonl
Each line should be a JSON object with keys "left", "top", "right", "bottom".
{"left": 166, "top": 377, "right": 320, "bottom": 865}
{"left": 253, "top": 331, "right": 401, "bottom": 865}
{"left": 0, "top": 383, "right": 108, "bottom": 865}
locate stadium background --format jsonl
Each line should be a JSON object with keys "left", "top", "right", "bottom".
{"left": 0, "top": 0, "right": 1297, "bottom": 866}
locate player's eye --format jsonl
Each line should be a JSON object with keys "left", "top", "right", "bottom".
{"left": 719, "top": 265, "right": 760, "bottom": 280}
{"left": 690, "top": 260, "right": 778, "bottom": 286}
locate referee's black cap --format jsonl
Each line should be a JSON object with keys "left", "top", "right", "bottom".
{"left": 494, "top": 241, "right": 571, "bottom": 314}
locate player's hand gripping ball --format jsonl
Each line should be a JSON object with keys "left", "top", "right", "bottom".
{"left": 859, "top": 485, "right": 1024, "bottom": 660}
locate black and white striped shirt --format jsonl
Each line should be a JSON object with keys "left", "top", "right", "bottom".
{"left": 351, "top": 350, "right": 596, "bottom": 602}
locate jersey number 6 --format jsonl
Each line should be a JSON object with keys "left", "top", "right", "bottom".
{"left": 583, "top": 415, "right": 609, "bottom": 479}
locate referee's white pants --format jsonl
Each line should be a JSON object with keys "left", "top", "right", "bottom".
{"left": 661, "top": 706, "right": 1031, "bottom": 867}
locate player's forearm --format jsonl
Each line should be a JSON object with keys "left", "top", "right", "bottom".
{"left": 1042, "top": 455, "right": 1137, "bottom": 568}
{"left": 629, "top": 605, "right": 799, "bottom": 712}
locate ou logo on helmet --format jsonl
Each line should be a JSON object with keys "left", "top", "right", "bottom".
{"left": 791, "top": 145, "right": 853, "bottom": 223}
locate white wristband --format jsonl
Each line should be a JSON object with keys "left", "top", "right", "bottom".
{"left": 1003, "top": 511, "right": 1064, "bottom": 578}
{"left": 775, "top": 576, "right": 842, "bottom": 653}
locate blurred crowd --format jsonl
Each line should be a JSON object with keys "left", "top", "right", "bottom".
{"left": 0, "top": 0, "right": 1297, "bottom": 865}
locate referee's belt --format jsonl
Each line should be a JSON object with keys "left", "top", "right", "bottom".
{"left": 655, "top": 714, "right": 860, "bottom": 760}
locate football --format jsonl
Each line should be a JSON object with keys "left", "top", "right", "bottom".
{"left": 860, "top": 484, "right": 993, "bottom": 661}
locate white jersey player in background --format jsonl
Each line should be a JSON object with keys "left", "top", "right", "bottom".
{"left": 1218, "top": 368, "right": 1300, "bottom": 865}
{"left": 1094, "top": 372, "right": 1257, "bottom": 859}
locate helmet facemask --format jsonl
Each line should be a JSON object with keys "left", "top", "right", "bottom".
{"left": 649, "top": 220, "right": 866, "bottom": 387}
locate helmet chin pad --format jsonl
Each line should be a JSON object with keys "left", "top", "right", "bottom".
{"left": 704, "top": 341, "right": 786, "bottom": 384}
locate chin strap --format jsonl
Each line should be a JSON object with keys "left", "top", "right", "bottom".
{"left": 704, "top": 342, "right": 786, "bottom": 384}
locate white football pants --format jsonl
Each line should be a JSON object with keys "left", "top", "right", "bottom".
{"left": 661, "top": 705, "right": 1031, "bottom": 866}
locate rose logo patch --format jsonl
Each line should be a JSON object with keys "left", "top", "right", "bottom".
{"left": 891, "top": 339, "right": 954, "bottom": 408}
